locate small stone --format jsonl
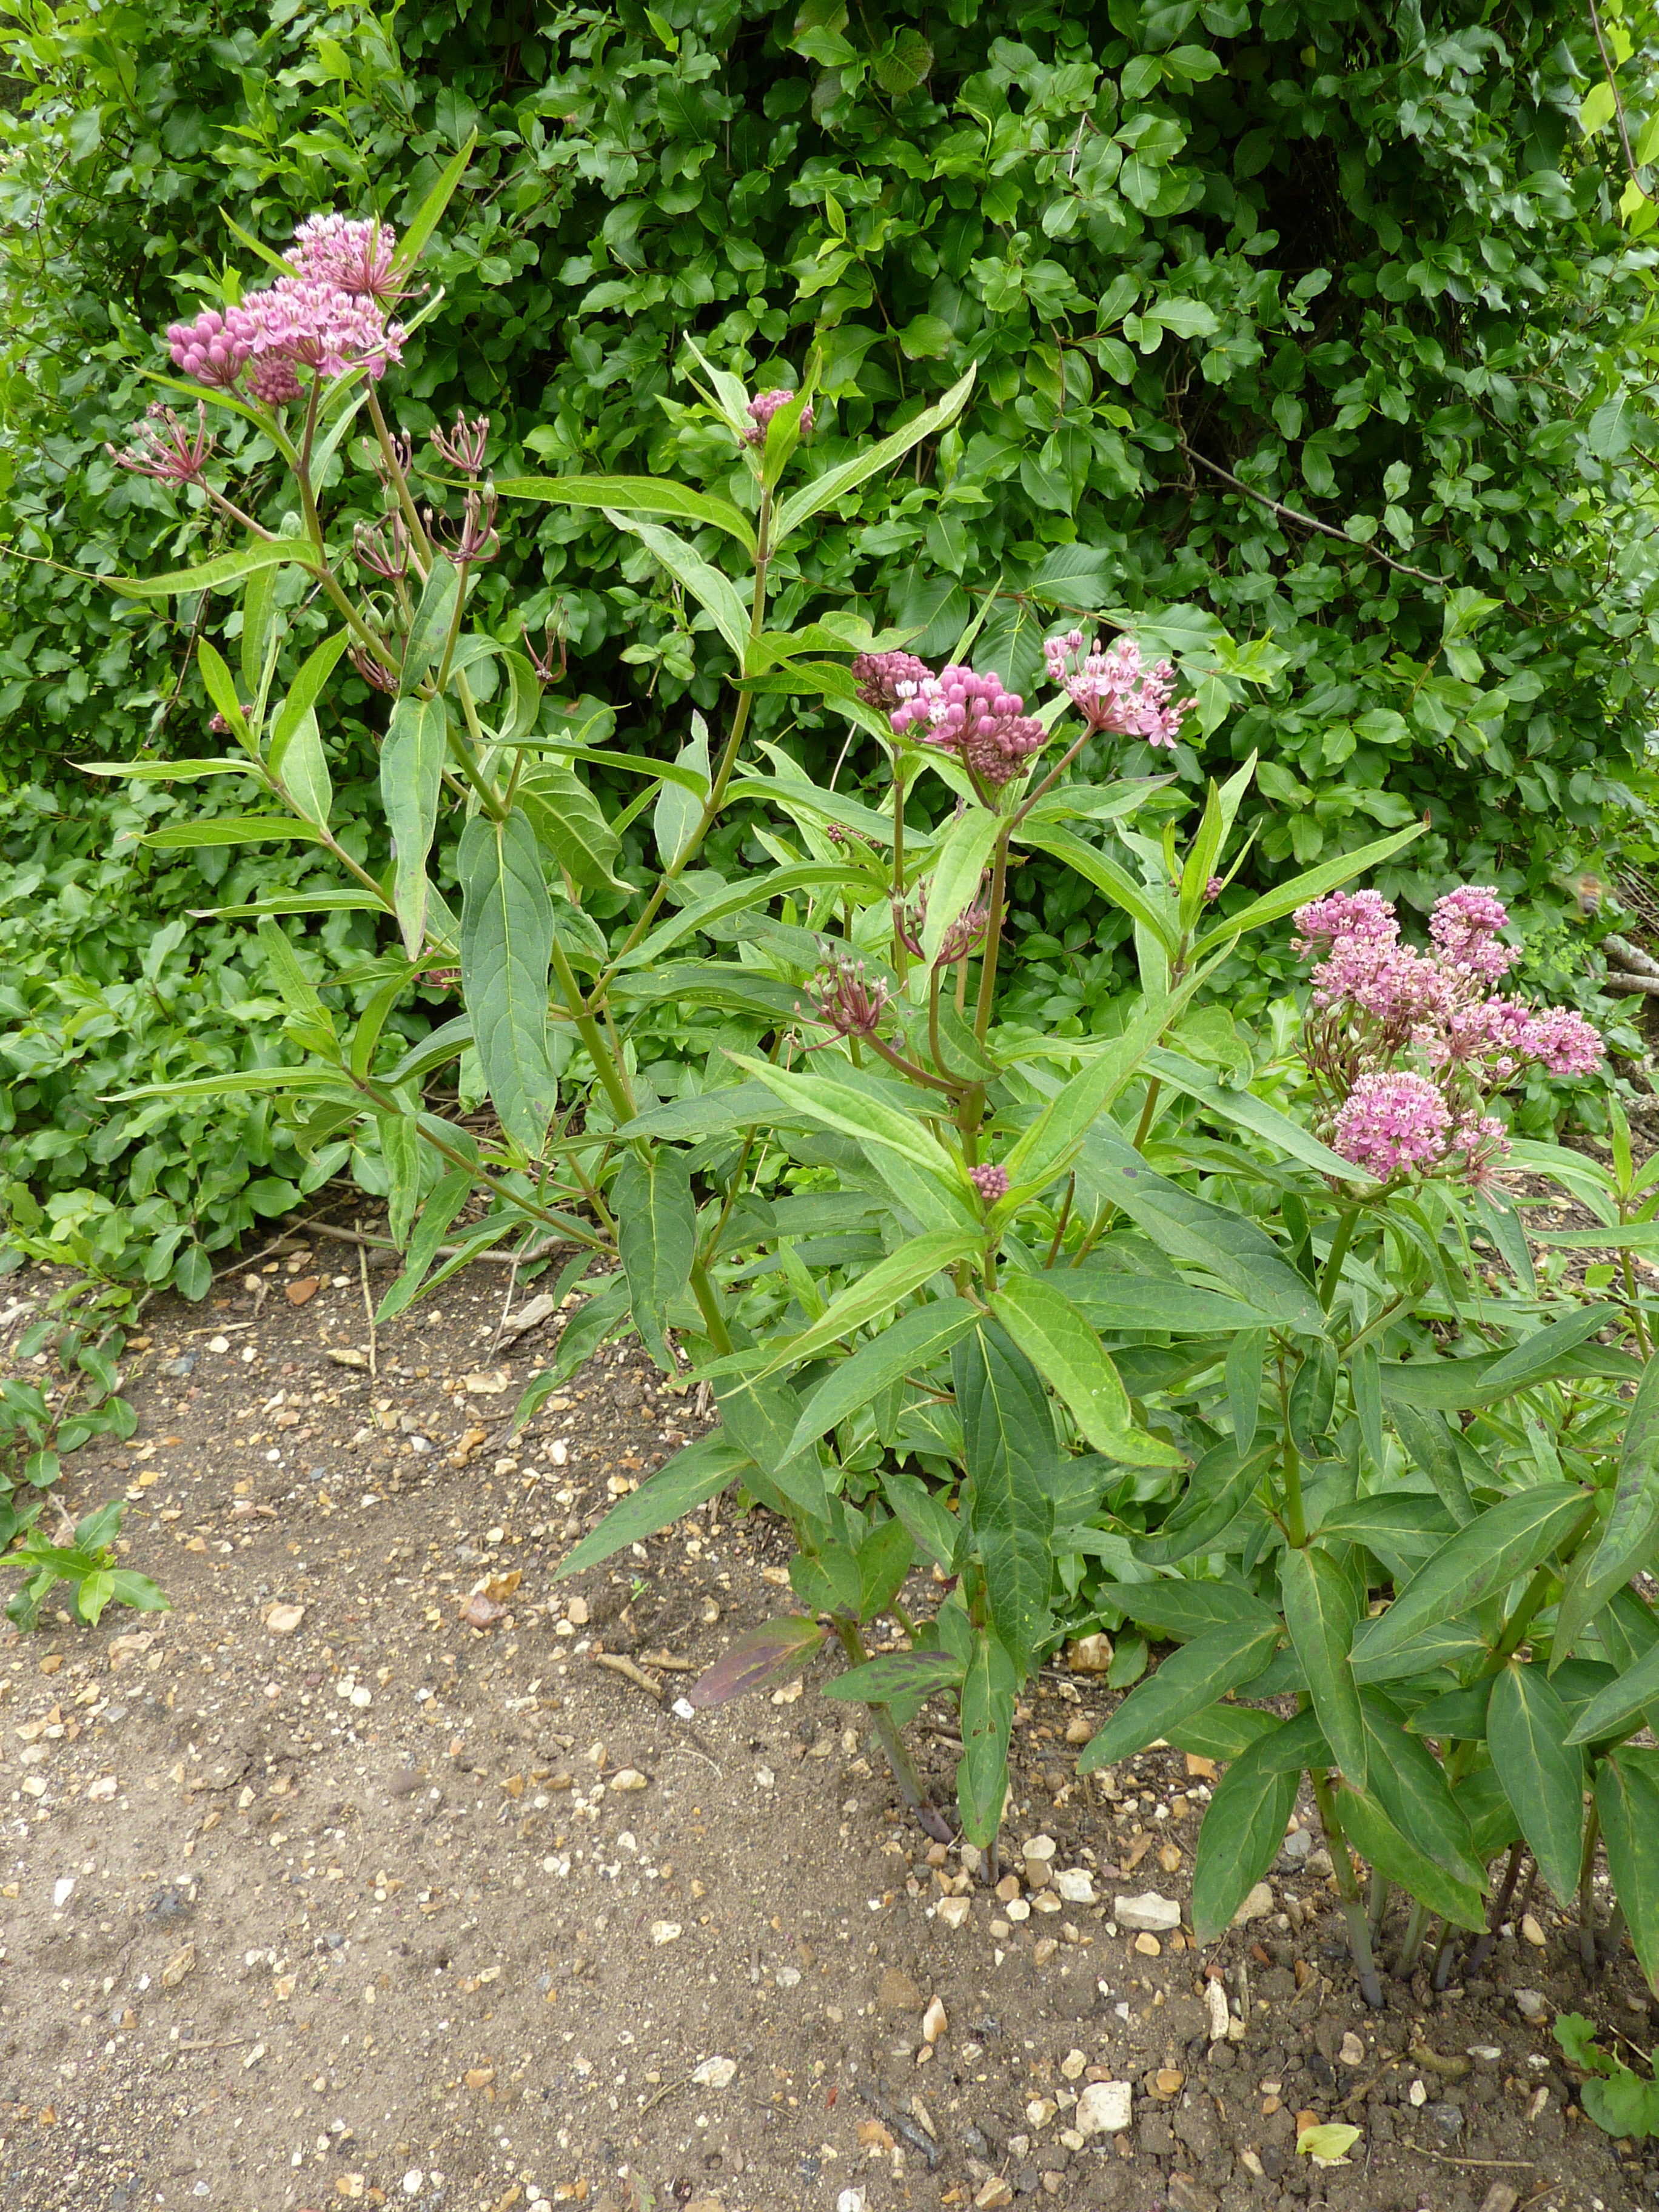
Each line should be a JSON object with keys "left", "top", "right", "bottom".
{"left": 1032, "top": 1937, "right": 1058, "bottom": 1965}
{"left": 1074, "top": 2080, "right": 1133, "bottom": 2135}
{"left": 1065, "top": 1716, "right": 1093, "bottom": 1746}
{"left": 1151, "top": 2068, "right": 1184, "bottom": 2099}
{"left": 1024, "top": 1834, "right": 1056, "bottom": 1863}
{"left": 1408, "top": 2079, "right": 1427, "bottom": 2107}
{"left": 161, "top": 1944, "right": 196, "bottom": 1989}
{"left": 1338, "top": 2031, "right": 1365, "bottom": 2067}
{"left": 1513, "top": 1988, "right": 1547, "bottom": 2022}
{"left": 264, "top": 1602, "right": 304, "bottom": 1637}
{"left": 1061, "top": 2049, "right": 1087, "bottom": 2082}
{"left": 1204, "top": 1980, "right": 1230, "bottom": 2042}
{"left": 1425, "top": 2100, "right": 1463, "bottom": 2143}
{"left": 994, "top": 1874, "right": 1022, "bottom": 1903}
{"left": 1007, "top": 1899, "right": 1031, "bottom": 1923}
{"left": 922, "top": 1996, "right": 947, "bottom": 2045}
{"left": 612, "top": 1768, "right": 648, "bottom": 1792}
{"left": 1520, "top": 1913, "right": 1546, "bottom": 1947}
{"left": 691, "top": 2056, "right": 737, "bottom": 2089}
{"left": 1231, "top": 1882, "right": 1274, "bottom": 1928}
{"left": 938, "top": 1896, "right": 970, "bottom": 1929}
{"left": 285, "top": 1276, "right": 320, "bottom": 1305}
{"left": 878, "top": 1967, "right": 924, "bottom": 2013}
{"left": 1052, "top": 1868, "right": 1095, "bottom": 1905}
{"left": 1114, "top": 1890, "right": 1180, "bottom": 1933}
{"left": 1475, "top": 2188, "right": 1520, "bottom": 2212}
{"left": 402, "top": 2174, "right": 424, "bottom": 2198}
{"left": 1066, "top": 1634, "right": 1113, "bottom": 1674}
{"left": 1133, "top": 1932, "right": 1161, "bottom": 1957}
{"left": 53, "top": 1878, "right": 74, "bottom": 1911}
{"left": 566, "top": 1596, "right": 590, "bottom": 1626}
{"left": 649, "top": 1922, "right": 682, "bottom": 1946}
{"left": 974, "top": 2183, "right": 1014, "bottom": 2211}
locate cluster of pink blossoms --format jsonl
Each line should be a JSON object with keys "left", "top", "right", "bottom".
{"left": 888, "top": 663, "right": 1047, "bottom": 788}
{"left": 1296, "top": 886, "right": 1602, "bottom": 1187}
{"left": 1041, "top": 631, "right": 1193, "bottom": 749}
{"left": 745, "top": 388, "right": 814, "bottom": 445}
{"left": 164, "top": 213, "right": 404, "bottom": 407}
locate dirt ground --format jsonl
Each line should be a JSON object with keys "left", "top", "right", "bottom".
{"left": 0, "top": 1228, "right": 1654, "bottom": 2212}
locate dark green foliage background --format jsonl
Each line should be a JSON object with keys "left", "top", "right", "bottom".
{"left": 0, "top": 0, "right": 1652, "bottom": 1289}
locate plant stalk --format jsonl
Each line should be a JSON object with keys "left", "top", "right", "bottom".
{"left": 1393, "top": 1898, "right": 1430, "bottom": 1977}
{"left": 1464, "top": 1840, "right": 1526, "bottom": 1980}
{"left": 1578, "top": 1804, "right": 1603, "bottom": 1974}
{"left": 1309, "top": 1769, "right": 1383, "bottom": 2008}
{"left": 831, "top": 1618, "right": 931, "bottom": 1820}
{"left": 1321, "top": 1205, "right": 1360, "bottom": 1313}
{"left": 972, "top": 834, "right": 1009, "bottom": 1042}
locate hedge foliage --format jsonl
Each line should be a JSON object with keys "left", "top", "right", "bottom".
{"left": 0, "top": 0, "right": 1653, "bottom": 1290}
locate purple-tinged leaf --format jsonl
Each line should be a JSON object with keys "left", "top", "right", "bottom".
{"left": 688, "top": 1615, "right": 826, "bottom": 1709}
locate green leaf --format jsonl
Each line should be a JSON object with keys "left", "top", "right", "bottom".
{"left": 379, "top": 1112, "right": 424, "bottom": 1249}
{"left": 1335, "top": 1783, "right": 1486, "bottom": 1929}
{"left": 1580, "top": 79, "right": 1618, "bottom": 138}
{"left": 882, "top": 1466, "right": 965, "bottom": 1574}
{"left": 957, "top": 1629, "right": 1016, "bottom": 1847}
{"left": 787, "top": 1298, "right": 980, "bottom": 1457}
{"left": 1565, "top": 1635, "right": 1659, "bottom": 1746}
{"left": 653, "top": 716, "right": 711, "bottom": 871}
{"left": 1067, "top": 1270, "right": 1270, "bottom": 1335}
{"left": 626, "top": 862, "right": 857, "bottom": 968}
{"left": 1014, "top": 824, "right": 1178, "bottom": 951}
{"left": 1003, "top": 991, "right": 1174, "bottom": 1189}
{"left": 1081, "top": 1127, "right": 1326, "bottom": 1333}
{"left": 374, "top": 1170, "right": 474, "bottom": 1322}
{"left": 494, "top": 474, "right": 756, "bottom": 554}
{"left": 1479, "top": 1305, "right": 1624, "bottom": 1395}
{"left": 823, "top": 1650, "right": 965, "bottom": 1703}
{"left": 716, "top": 1374, "right": 829, "bottom": 1524}
{"left": 394, "top": 131, "right": 476, "bottom": 273}
{"left": 614, "top": 1149, "right": 697, "bottom": 1372}
{"left": 381, "top": 694, "right": 448, "bottom": 956}
{"left": 606, "top": 512, "right": 751, "bottom": 667}
{"left": 989, "top": 1272, "right": 1184, "bottom": 1464}
{"left": 1194, "top": 824, "right": 1426, "bottom": 956}
{"left": 104, "top": 1569, "right": 170, "bottom": 1616}
{"left": 400, "top": 555, "right": 461, "bottom": 695}
{"left": 728, "top": 1056, "right": 962, "bottom": 1184}
{"left": 1389, "top": 1404, "right": 1475, "bottom": 1526}
{"left": 1191, "top": 1735, "right": 1300, "bottom": 1940}
{"left": 1145, "top": 1049, "right": 1376, "bottom": 1185}
{"left": 110, "top": 535, "right": 313, "bottom": 600}
{"left": 518, "top": 760, "right": 626, "bottom": 891}
{"left": 1597, "top": 1749, "right": 1659, "bottom": 1997}
{"left": 196, "top": 638, "right": 247, "bottom": 740}
{"left": 1165, "top": 1703, "right": 1283, "bottom": 1761}
{"left": 759, "top": 1230, "right": 980, "bottom": 1380}
{"left": 774, "top": 366, "right": 976, "bottom": 546}
{"left": 142, "top": 816, "right": 327, "bottom": 850}
{"left": 270, "top": 630, "right": 350, "bottom": 760}
{"left": 556, "top": 1432, "right": 748, "bottom": 1578}
{"left": 1361, "top": 1691, "right": 1486, "bottom": 1889}
{"left": 1557, "top": 1355, "right": 1659, "bottom": 1660}
{"left": 457, "top": 809, "right": 557, "bottom": 1151}
{"left": 955, "top": 1321, "right": 1057, "bottom": 1675}
{"left": 921, "top": 808, "right": 1002, "bottom": 965}
{"left": 269, "top": 706, "right": 331, "bottom": 827}
{"left": 1093, "top": 1577, "right": 1278, "bottom": 1643}
{"left": 1353, "top": 1487, "right": 1591, "bottom": 1671}
{"left": 1489, "top": 1661, "right": 1584, "bottom": 1903}
{"left": 857, "top": 1517, "right": 913, "bottom": 1620}
{"left": 1136, "top": 1440, "right": 1277, "bottom": 1566}
{"left": 1281, "top": 1545, "right": 1367, "bottom": 1786}
{"left": 1077, "top": 1617, "right": 1281, "bottom": 1771}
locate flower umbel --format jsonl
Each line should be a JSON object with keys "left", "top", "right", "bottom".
{"left": 799, "top": 953, "right": 891, "bottom": 1044}
{"left": 890, "top": 664, "right": 1047, "bottom": 787}
{"left": 107, "top": 401, "right": 214, "bottom": 486}
{"left": 969, "top": 1163, "right": 1009, "bottom": 1206}
{"left": 745, "top": 388, "right": 814, "bottom": 446}
{"left": 1042, "top": 631, "right": 1194, "bottom": 749}
{"left": 1330, "top": 1073, "right": 1451, "bottom": 1179}
{"left": 431, "top": 412, "right": 491, "bottom": 477}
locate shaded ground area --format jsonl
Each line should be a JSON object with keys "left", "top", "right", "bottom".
{"left": 0, "top": 1236, "right": 1649, "bottom": 2212}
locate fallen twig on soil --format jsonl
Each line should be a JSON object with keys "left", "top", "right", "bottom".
{"left": 592, "top": 1652, "right": 665, "bottom": 1702}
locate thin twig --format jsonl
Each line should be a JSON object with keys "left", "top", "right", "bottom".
{"left": 1185, "top": 446, "right": 1443, "bottom": 584}
{"left": 301, "top": 1219, "right": 571, "bottom": 1267}
{"left": 1587, "top": 0, "right": 1649, "bottom": 201}
{"left": 591, "top": 1652, "right": 665, "bottom": 1703}
{"left": 1406, "top": 2147, "right": 1535, "bottom": 2170}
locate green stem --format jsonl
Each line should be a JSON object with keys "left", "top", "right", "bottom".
{"left": 1578, "top": 1803, "right": 1603, "bottom": 1974}
{"left": 1131, "top": 1076, "right": 1162, "bottom": 1153}
{"left": 1044, "top": 1176, "right": 1075, "bottom": 1269}
{"left": 1309, "top": 1766, "right": 1384, "bottom": 2008}
{"left": 832, "top": 1617, "right": 929, "bottom": 1813}
{"left": 1393, "top": 1897, "right": 1430, "bottom": 1976}
{"left": 972, "top": 834, "right": 1009, "bottom": 1043}
{"left": 1367, "top": 1866, "right": 1390, "bottom": 1946}
{"left": 891, "top": 747, "right": 909, "bottom": 982}
{"left": 1321, "top": 1205, "right": 1360, "bottom": 1313}
{"left": 549, "top": 931, "right": 635, "bottom": 1125}
{"left": 1282, "top": 1435, "right": 1305, "bottom": 1550}
{"left": 366, "top": 383, "right": 435, "bottom": 575}
{"left": 688, "top": 1255, "right": 734, "bottom": 1358}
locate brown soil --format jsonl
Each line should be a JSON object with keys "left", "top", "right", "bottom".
{"left": 0, "top": 1239, "right": 1652, "bottom": 2212}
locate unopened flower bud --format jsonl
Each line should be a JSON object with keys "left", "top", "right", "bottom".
{"left": 969, "top": 1163, "right": 1009, "bottom": 1205}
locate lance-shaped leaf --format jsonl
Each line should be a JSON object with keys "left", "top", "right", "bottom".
{"left": 1555, "top": 1357, "right": 1659, "bottom": 1661}
{"left": 1596, "top": 1748, "right": 1659, "bottom": 1997}
{"left": 1016, "top": 823, "right": 1178, "bottom": 951}
{"left": 787, "top": 1297, "right": 980, "bottom": 1458}
{"left": 381, "top": 694, "right": 448, "bottom": 956}
{"left": 518, "top": 760, "right": 627, "bottom": 890}
{"left": 143, "top": 816, "right": 327, "bottom": 849}
{"left": 1281, "top": 1545, "right": 1367, "bottom": 1787}
{"left": 822, "top": 1649, "right": 965, "bottom": 1703}
{"left": 1145, "top": 1048, "right": 1375, "bottom": 1185}
{"left": 1077, "top": 1617, "right": 1281, "bottom": 1772}
{"left": 1361, "top": 1691, "right": 1486, "bottom": 1888}
{"left": 989, "top": 1272, "right": 1184, "bottom": 1466}
{"left": 400, "top": 555, "right": 460, "bottom": 694}
{"left": 457, "top": 808, "right": 557, "bottom": 1151}
{"left": 110, "top": 534, "right": 315, "bottom": 598}
{"left": 494, "top": 473, "right": 756, "bottom": 554}
{"left": 1389, "top": 1403, "right": 1475, "bottom": 1526}
{"left": 555, "top": 1432, "right": 749, "bottom": 1580}
{"left": 1136, "top": 1440, "right": 1277, "bottom": 1566}
{"left": 774, "top": 365, "right": 975, "bottom": 545}
{"left": 1353, "top": 1487, "right": 1592, "bottom": 1671}
{"left": 1335, "top": 1783, "right": 1486, "bottom": 1929}
{"left": 1003, "top": 995, "right": 1173, "bottom": 1190}
{"left": 1191, "top": 1734, "right": 1301, "bottom": 1941}
{"left": 270, "top": 629, "right": 350, "bottom": 757}
{"left": 882, "top": 1466, "right": 965, "bottom": 1574}
{"left": 1479, "top": 1305, "right": 1624, "bottom": 1396}
{"left": 957, "top": 1629, "right": 1016, "bottom": 1848}
{"left": 1081, "top": 1127, "right": 1326, "bottom": 1333}
{"left": 269, "top": 705, "right": 332, "bottom": 826}
{"left": 1488, "top": 1661, "right": 1584, "bottom": 1903}
{"left": 1091, "top": 1578, "right": 1278, "bottom": 1643}
{"left": 920, "top": 806, "right": 1002, "bottom": 965}
{"left": 715, "top": 1373, "right": 829, "bottom": 1525}
{"left": 1565, "top": 1634, "right": 1659, "bottom": 1746}
{"left": 688, "top": 1615, "right": 826, "bottom": 1708}
{"left": 375, "top": 1169, "right": 473, "bottom": 1322}
{"left": 1193, "top": 822, "right": 1426, "bottom": 955}
{"left": 857, "top": 1517, "right": 913, "bottom": 1620}
{"left": 606, "top": 511, "right": 752, "bottom": 667}
{"left": 624, "top": 861, "right": 856, "bottom": 968}
{"left": 759, "top": 1230, "right": 980, "bottom": 1382}
{"left": 614, "top": 1149, "right": 697, "bottom": 1373}
{"left": 955, "top": 1322, "right": 1056, "bottom": 1676}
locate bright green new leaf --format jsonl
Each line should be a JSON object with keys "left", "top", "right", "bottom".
{"left": 786, "top": 1296, "right": 980, "bottom": 1456}
{"left": 494, "top": 474, "right": 756, "bottom": 554}
{"left": 990, "top": 1272, "right": 1184, "bottom": 1464}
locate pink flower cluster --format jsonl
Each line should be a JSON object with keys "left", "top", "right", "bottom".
{"left": 969, "top": 1163, "right": 1009, "bottom": 1205}
{"left": 1042, "top": 631, "right": 1193, "bottom": 749}
{"left": 164, "top": 213, "right": 404, "bottom": 407}
{"left": 890, "top": 664, "right": 1047, "bottom": 788}
{"left": 1296, "top": 883, "right": 1603, "bottom": 1187}
{"left": 852, "top": 651, "right": 932, "bottom": 713}
{"left": 745, "top": 389, "right": 814, "bottom": 446}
